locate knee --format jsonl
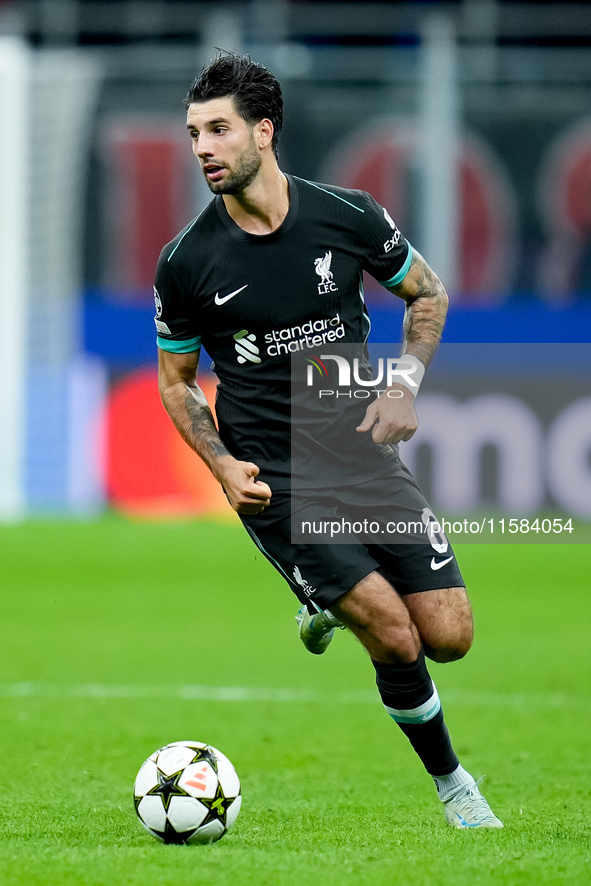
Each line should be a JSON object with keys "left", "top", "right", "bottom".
{"left": 419, "top": 594, "right": 474, "bottom": 663}
{"left": 372, "top": 622, "right": 422, "bottom": 664}
{"left": 424, "top": 630, "right": 473, "bottom": 663}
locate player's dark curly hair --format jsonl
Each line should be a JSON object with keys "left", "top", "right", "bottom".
{"left": 185, "top": 51, "right": 283, "bottom": 159}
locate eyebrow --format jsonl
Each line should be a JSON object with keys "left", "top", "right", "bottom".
{"left": 186, "top": 117, "right": 231, "bottom": 130}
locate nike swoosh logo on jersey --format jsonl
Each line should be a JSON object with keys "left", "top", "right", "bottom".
{"left": 214, "top": 284, "right": 248, "bottom": 306}
{"left": 430, "top": 556, "right": 454, "bottom": 571}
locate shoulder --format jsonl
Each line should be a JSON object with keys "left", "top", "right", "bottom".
{"left": 291, "top": 175, "right": 373, "bottom": 217}
{"left": 158, "top": 199, "right": 219, "bottom": 270}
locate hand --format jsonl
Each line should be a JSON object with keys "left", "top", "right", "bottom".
{"left": 214, "top": 457, "right": 272, "bottom": 514}
{"left": 356, "top": 386, "right": 419, "bottom": 445}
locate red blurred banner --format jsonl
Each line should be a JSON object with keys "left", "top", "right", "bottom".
{"left": 105, "top": 368, "right": 228, "bottom": 516}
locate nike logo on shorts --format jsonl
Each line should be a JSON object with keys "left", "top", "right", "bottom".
{"left": 430, "top": 556, "right": 454, "bottom": 571}
{"left": 214, "top": 284, "right": 248, "bottom": 305}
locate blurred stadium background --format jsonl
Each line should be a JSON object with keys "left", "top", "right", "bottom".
{"left": 0, "top": 0, "right": 590, "bottom": 522}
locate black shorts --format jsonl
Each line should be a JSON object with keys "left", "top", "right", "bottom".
{"left": 241, "top": 459, "right": 465, "bottom": 611}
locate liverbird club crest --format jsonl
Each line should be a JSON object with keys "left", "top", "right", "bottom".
{"left": 314, "top": 250, "right": 338, "bottom": 295}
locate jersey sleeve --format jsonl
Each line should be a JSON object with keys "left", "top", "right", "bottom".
{"left": 153, "top": 248, "right": 201, "bottom": 354}
{"left": 359, "top": 192, "right": 413, "bottom": 288}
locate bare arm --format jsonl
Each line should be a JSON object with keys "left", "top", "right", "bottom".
{"left": 357, "top": 249, "right": 448, "bottom": 444}
{"left": 394, "top": 247, "right": 448, "bottom": 370}
{"left": 158, "top": 348, "right": 271, "bottom": 514}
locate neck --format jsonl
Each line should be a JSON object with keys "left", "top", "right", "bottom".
{"left": 222, "top": 164, "right": 289, "bottom": 235}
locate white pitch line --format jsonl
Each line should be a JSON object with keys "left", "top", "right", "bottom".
{"left": 0, "top": 683, "right": 589, "bottom": 710}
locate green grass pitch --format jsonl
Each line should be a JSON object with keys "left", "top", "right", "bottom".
{"left": 0, "top": 517, "right": 589, "bottom": 885}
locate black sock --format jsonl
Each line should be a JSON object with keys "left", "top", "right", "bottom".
{"left": 373, "top": 650, "right": 459, "bottom": 776}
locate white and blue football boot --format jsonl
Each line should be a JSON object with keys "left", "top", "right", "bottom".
{"left": 443, "top": 778, "right": 503, "bottom": 829}
{"left": 295, "top": 606, "right": 344, "bottom": 655}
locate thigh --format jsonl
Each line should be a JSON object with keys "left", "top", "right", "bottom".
{"left": 330, "top": 569, "right": 421, "bottom": 662}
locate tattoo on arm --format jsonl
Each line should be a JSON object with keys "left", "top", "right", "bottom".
{"left": 211, "top": 441, "right": 231, "bottom": 459}
{"left": 398, "top": 254, "right": 448, "bottom": 368}
{"left": 184, "top": 384, "right": 231, "bottom": 461}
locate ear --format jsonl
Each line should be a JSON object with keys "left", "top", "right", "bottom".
{"left": 254, "top": 118, "right": 274, "bottom": 151}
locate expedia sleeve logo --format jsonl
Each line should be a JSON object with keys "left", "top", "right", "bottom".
{"left": 382, "top": 207, "right": 401, "bottom": 253}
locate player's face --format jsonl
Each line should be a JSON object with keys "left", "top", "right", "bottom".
{"left": 186, "top": 97, "right": 262, "bottom": 195}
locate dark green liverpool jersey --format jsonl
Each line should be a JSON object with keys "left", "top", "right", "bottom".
{"left": 155, "top": 175, "right": 413, "bottom": 486}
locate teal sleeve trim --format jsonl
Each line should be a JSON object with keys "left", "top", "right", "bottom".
{"left": 379, "top": 244, "right": 414, "bottom": 288}
{"left": 157, "top": 335, "right": 201, "bottom": 353}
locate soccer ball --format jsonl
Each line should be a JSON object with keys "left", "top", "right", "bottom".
{"left": 133, "top": 741, "right": 242, "bottom": 844}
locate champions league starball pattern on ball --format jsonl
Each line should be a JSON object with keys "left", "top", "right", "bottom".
{"left": 133, "top": 741, "right": 241, "bottom": 844}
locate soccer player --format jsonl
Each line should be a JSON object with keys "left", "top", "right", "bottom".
{"left": 155, "top": 51, "right": 502, "bottom": 829}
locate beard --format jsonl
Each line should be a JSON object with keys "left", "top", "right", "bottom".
{"left": 203, "top": 135, "right": 262, "bottom": 195}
